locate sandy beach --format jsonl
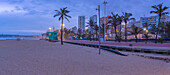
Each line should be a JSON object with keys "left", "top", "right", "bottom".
{"left": 0, "top": 40, "right": 170, "bottom": 75}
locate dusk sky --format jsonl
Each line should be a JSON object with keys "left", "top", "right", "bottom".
{"left": 0, "top": 0, "right": 170, "bottom": 35}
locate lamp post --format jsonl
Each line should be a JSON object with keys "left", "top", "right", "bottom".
{"left": 103, "top": 1, "right": 107, "bottom": 41}
{"left": 96, "top": 5, "right": 101, "bottom": 55}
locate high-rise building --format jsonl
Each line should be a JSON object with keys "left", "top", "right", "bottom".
{"left": 100, "top": 16, "right": 112, "bottom": 34}
{"left": 90, "top": 15, "right": 97, "bottom": 24}
{"left": 140, "top": 15, "right": 170, "bottom": 27}
{"left": 100, "top": 16, "right": 111, "bottom": 25}
{"left": 128, "top": 19, "right": 141, "bottom": 27}
{"left": 88, "top": 15, "right": 97, "bottom": 33}
{"left": 78, "top": 16, "right": 85, "bottom": 32}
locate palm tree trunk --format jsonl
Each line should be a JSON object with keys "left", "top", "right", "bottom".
{"left": 90, "top": 31, "right": 91, "bottom": 41}
{"left": 146, "top": 35, "right": 148, "bottom": 44}
{"left": 61, "top": 17, "right": 63, "bottom": 45}
{"left": 96, "top": 30, "right": 97, "bottom": 41}
{"left": 155, "top": 16, "right": 161, "bottom": 43}
{"left": 111, "top": 26, "right": 114, "bottom": 40}
{"left": 103, "top": 25, "right": 104, "bottom": 39}
{"left": 119, "top": 24, "right": 121, "bottom": 37}
{"left": 135, "top": 34, "right": 137, "bottom": 43}
{"left": 93, "top": 32, "right": 94, "bottom": 41}
{"left": 125, "top": 22, "right": 127, "bottom": 42}
{"left": 119, "top": 24, "right": 122, "bottom": 42}
{"left": 114, "top": 26, "right": 118, "bottom": 41}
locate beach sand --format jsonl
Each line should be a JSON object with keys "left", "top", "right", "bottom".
{"left": 0, "top": 40, "right": 170, "bottom": 75}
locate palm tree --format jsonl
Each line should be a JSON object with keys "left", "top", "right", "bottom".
{"left": 149, "top": 24, "right": 157, "bottom": 34}
{"left": 166, "top": 21, "right": 170, "bottom": 38}
{"left": 78, "top": 28, "right": 82, "bottom": 39}
{"left": 119, "top": 21, "right": 122, "bottom": 42}
{"left": 122, "top": 12, "right": 135, "bottom": 41}
{"left": 109, "top": 13, "right": 122, "bottom": 41}
{"left": 87, "top": 19, "right": 96, "bottom": 41}
{"left": 130, "top": 24, "right": 143, "bottom": 43}
{"left": 150, "top": 3, "right": 169, "bottom": 43}
{"left": 54, "top": 7, "right": 71, "bottom": 45}
{"left": 94, "top": 25, "right": 99, "bottom": 41}
{"left": 143, "top": 23, "right": 151, "bottom": 30}
{"left": 143, "top": 23, "right": 151, "bottom": 43}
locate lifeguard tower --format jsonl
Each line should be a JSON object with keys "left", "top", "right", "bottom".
{"left": 46, "top": 31, "right": 58, "bottom": 41}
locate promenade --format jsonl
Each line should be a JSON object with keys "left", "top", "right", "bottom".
{"left": 65, "top": 40, "right": 170, "bottom": 55}
{"left": 65, "top": 40, "right": 170, "bottom": 48}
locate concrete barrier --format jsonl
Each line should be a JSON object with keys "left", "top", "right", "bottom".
{"left": 64, "top": 41, "right": 170, "bottom": 55}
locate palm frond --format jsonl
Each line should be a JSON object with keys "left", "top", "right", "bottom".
{"left": 63, "top": 7, "right": 67, "bottom": 11}
{"left": 130, "top": 18, "right": 135, "bottom": 20}
{"left": 162, "top": 12, "right": 169, "bottom": 15}
{"left": 65, "top": 17, "right": 70, "bottom": 22}
{"left": 54, "top": 14, "right": 59, "bottom": 18}
{"left": 138, "top": 29, "right": 143, "bottom": 33}
{"left": 54, "top": 10, "right": 60, "bottom": 12}
{"left": 162, "top": 6, "right": 169, "bottom": 11}
{"left": 59, "top": 16, "right": 62, "bottom": 21}
{"left": 151, "top": 5, "right": 159, "bottom": 11}
{"left": 158, "top": 3, "right": 163, "bottom": 10}
{"left": 111, "top": 12, "right": 114, "bottom": 16}
{"left": 64, "top": 14, "right": 71, "bottom": 18}
{"left": 54, "top": 10, "right": 61, "bottom": 17}
{"left": 65, "top": 10, "right": 70, "bottom": 13}
{"left": 150, "top": 11, "right": 158, "bottom": 14}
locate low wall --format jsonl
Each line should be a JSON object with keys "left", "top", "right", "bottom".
{"left": 64, "top": 41, "right": 170, "bottom": 55}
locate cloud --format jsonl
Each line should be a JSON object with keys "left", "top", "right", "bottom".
{"left": 0, "top": 0, "right": 170, "bottom": 35}
{"left": 0, "top": 2, "right": 28, "bottom": 14}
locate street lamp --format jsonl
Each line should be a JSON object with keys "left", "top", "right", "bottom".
{"left": 62, "top": 24, "right": 65, "bottom": 27}
{"left": 103, "top": 1, "right": 107, "bottom": 41}
{"left": 49, "top": 27, "right": 52, "bottom": 31}
{"left": 143, "top": 28, "right": 146, "bottom": 31}
{"left": 143, "top": 28, "right": 148, "bottom": 33}
{"left": 146, "top": 30, "right": 149, "bottom": 33}
{"left": 96, "top": 5, "right": 101, "bottom": 55}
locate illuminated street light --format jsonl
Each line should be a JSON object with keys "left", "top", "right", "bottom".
{"left": 49, "top": 27, "right": 52, "bottom": 31}
{"left": 143, "top": 28, "right": 146, "bottom": 31}
{"left": 143, "top": 28, "right": 148, "bottom": 33}
{"left": 62, "top": 24, "right": 65, "bottom": 27}
{"left": 146, "top": 30, "right": 149, "bottom": 33}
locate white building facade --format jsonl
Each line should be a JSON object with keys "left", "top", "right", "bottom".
{"left": 140, "top": 15, "right": 170, "bottom": 27}
{"left": 78, "top": 16, "right": 85, "bottom": 32}
{"left": 89, "top": 15, "right": 97, "bottom": 33}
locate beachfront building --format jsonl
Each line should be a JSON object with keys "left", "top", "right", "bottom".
{"left": 90, "top": 15, "right": 97, "bottom": 23}
{"left": 100, "top": 16, "right": 111, "bottom": 26}
{"left": 128, "top": 19, "right": 141, "bottom": 27}
{"left": 88, "top": 15, "right": 97, "bottom": 39}
{"left": 78, "top": 16, "right": 85, "bottom": 35}
{"left": 89, "top": 15, "right": 97, "bottom": 32}
{"left": 100, "top": 16, "right": 112, "bottom": 39}
{"left": 140, "top": 15, "right": 170, "bottom": 27}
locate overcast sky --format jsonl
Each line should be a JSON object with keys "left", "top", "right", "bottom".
{"left": 0, "top": 0, "right": 169, "bottom": 35}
